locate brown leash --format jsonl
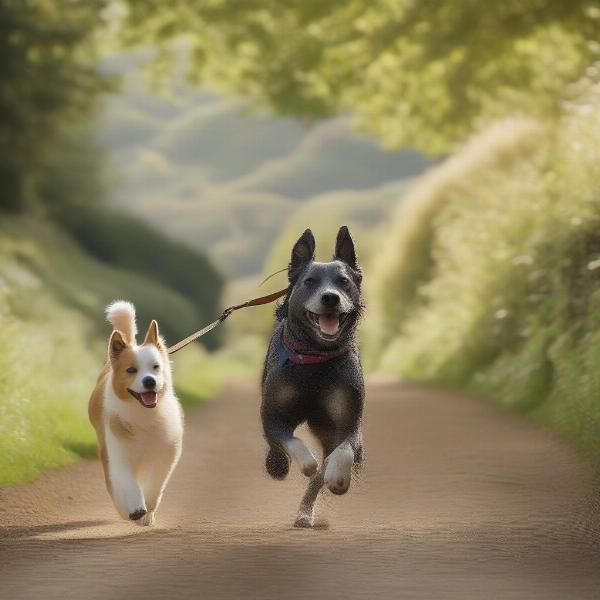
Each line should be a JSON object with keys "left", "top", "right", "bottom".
{"left": 167, "top": 286, "right": 290, "bottom": 354}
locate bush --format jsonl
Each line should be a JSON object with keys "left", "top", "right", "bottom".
{"left": 370, "top": 80, "right": 600, "bottom": 465}
{"left": 36, "top": 127, "right": 224, "bottom": 347}
{"left": 51, "top": 203, "right": 223, "bottom": 322}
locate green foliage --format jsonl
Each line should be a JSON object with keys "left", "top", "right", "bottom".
{"left": 0, "top": 216, "right": 218, "bottom": 348}
{"left": 0, "top": 5, "right": 224, "bottom": 333}
{"left": 49, "top": 202, "right": 223, "bottom": 341}
{"left": 370, "top": 119, "right": 546, "bottom": 351}
{"left": 0, "top": 291, "right": 99, "bottom": 485}
{"left": 0, "top": 0, "right": 110, "bottom": 210}
{"left": 122, "top": 0, "right": 600, "bottom": 153}
{"left": 26, "top": 122, "right": 223, "bottom": 346}
{"left": 371, "top": 81, "right": 600, "bottom": 463}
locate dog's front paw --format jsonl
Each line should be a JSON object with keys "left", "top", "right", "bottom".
{"left": 324, "top": 445, "right": 353, "bottom": 495}
{"left": 266, "top": 447, "right": 290, "bottom": 480}
{"left": 129, "top": 508, "right": 147, "bottom": 521}
{"left": 287, "top": 438, "right": 318, "bottom": 477}
{"left": 300, "top": 455, "right": 318, "bottom": 477}
{"left": 137, "top": 511, "right": 155, "bottom": 527}
{"left": 294, "top": 512, "right": 314, "bottom": 528}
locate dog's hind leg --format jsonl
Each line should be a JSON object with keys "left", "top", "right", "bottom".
{"left": 294, "top": 430, "right": 362, "bottom": 526}
{"left": 294, "top": 423, "right": 357, "bottom": 527}
{"left": 294, "top": 470, "right": 324, "bottom": 528}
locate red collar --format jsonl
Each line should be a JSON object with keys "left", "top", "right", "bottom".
{"left": 281, "top": 326, "right": 350, "bottom": 365}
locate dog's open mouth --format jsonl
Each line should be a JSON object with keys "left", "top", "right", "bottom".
{"left": 305, "top": 311, "right": 348, "bottom": 338}
{"left": 127, "top": 388, "right": 158, "bottom": 408}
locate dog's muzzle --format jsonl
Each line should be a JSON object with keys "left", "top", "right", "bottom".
{"left": 127, "top": 388, "right": 158, "bottom": 408}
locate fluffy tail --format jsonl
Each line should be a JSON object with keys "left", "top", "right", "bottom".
{"left": 105, "top": 300, "right": 137, "bottom": 344}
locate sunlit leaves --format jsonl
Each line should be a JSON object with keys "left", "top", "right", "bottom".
{"left": 120, "top": 0, "right": 600, "bottom": 154}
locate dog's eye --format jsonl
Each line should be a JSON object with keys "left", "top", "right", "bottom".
{"left": 338, "top": 276, "right": 350, "bottom": 285}
{"left": 153, "top": 364, "right": 160, "bottom": 370}
{"left": 304, "top": 277, "right": 316, "bottom": 286}
{"left": 126, "top": 367, "right": 137, "bottom": 374}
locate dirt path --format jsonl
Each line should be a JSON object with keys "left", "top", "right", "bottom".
{"left": 2, "top": 379, "right": 600, "bottom": 599}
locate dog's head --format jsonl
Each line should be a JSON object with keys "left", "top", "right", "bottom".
{"left": 108, "top": 321, "right": 169, "bottom": 409}
{"left": 283, "top": 226, "right": 363, "bottom": 349}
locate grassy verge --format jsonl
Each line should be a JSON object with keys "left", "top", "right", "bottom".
{"left": 0, "top": 295, "right": 100, "bottom": 485}
{"left": 369, "top": 83, "right": 600, "bottom": 465}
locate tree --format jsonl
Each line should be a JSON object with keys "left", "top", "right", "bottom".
{"left": 122, "top": 0, "right": 600, "bottom": 154}
{"left": 0, "top": 0, "right": 109, "bottom": 210}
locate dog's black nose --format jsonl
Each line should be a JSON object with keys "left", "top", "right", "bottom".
{"left": 142, "top": 376, "right": 156, "bottom": 390}
{"left": 321, "top": 292, "right": 340, "bottom": 308}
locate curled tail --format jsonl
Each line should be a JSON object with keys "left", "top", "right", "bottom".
{"left": 105, "top": 300, "right": 137, "bottom": 344}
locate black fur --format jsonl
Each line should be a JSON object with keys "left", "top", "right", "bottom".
{"left": 261, "top": 226, "right": 365, "bottom": 506}
{"left": 265, "top": 446, "right": 290, "bottom": 479}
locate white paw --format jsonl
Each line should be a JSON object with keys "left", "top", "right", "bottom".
{"left": 137, "top": 511, "right": 155, "bottom": 527}
{"left": 286, "top": 438, "right": 319, "bottom": 477}
{"left": 324, "top": 445, "right": 354, "bottom": 495}
{"left": 294, "top": 512, "right": 315, "bottom": 528}
{"left": 299, "top": 455, "right": 318, "bottom": 477}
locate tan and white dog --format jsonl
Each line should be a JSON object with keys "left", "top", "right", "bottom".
{"left": 89, "top": 301, "right": 183, "bottom": 526}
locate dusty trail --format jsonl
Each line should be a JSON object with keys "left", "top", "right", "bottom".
{"left": 2, "top": 379, "right": 600, "bottom": 599}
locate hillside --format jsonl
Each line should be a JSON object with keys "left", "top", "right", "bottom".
{"left": 366, "top": 89, "right": 600, "bottom": 464}
{"left": 98, "top": 58, "right": 429, "bottom": 277}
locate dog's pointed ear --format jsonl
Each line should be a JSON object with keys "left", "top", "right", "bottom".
{"left": 108, "top": 330, "right": 128, "bottom": 361}
{"left": 334, "top": 225, "right": 358, "bottom": 269}
{"left": 143, "top": 320, "right": 161, "bottom": 347}
{"left": 289, "top": 228, "right": 316, "bottom": 276}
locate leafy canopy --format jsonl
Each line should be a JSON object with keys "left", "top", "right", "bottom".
{"left": 122, "top": 0, "right": 600, "bottom": 154}
{"left": 0, "top": 0, "right": 110, "bottom": 209}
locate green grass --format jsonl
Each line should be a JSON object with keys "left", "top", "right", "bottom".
{"left": 369, "top": 86, "right": 600, "bottom": 465}
{"left": 0, "top": 291, "right": 101, "bottom": 485}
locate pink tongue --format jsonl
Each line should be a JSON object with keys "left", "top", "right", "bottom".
{"left": 141, "top": 391, "right": 157, "bottom": 406}
{"left": 318, "top": 313, "right": 340, "bottom": 335}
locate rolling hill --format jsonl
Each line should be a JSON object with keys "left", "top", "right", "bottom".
{"left": 99, "top": 55, "right": 429, "bottom": 278}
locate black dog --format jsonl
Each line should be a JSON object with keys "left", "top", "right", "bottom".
{"left": 261, "top": 226, "right": 365, "bottom": 527}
